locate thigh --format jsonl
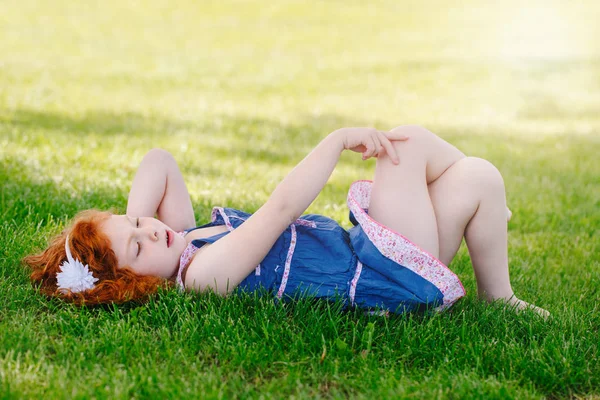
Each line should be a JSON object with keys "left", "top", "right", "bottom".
{"left": 368, "top": 125, "right": 466, "bottom": 258}
{"left": 368, "top": 135, "right": 439, "bottom": 257}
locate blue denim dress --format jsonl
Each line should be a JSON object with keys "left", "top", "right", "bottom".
{"left": 177, "top": 181, "right": 465, "bottom": 314}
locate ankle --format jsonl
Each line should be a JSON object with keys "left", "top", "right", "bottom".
{"left": 478, "top": 290, "right": 516, "bottom": 303}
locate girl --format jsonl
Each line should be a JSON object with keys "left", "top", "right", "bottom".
{"left": 25, "top": 125, "right": 549, "bottom": 317}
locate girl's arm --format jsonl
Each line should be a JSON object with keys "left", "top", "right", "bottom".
{"left": 268, "top": 128, "right": 403, "bottom": 222}
{"left": 185, "top": 128, "right": 408, "bottom": 294}
{"left": 126, "top": 148, "right": 196, "bottom": 232}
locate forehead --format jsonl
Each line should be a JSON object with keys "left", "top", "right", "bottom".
{"left": 101, "top": 214, "right": 130, "bottom": 264}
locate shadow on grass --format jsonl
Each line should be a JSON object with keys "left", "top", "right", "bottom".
{"left": 1, "top": 107, "right": 374, "bottom": 165}
{"left": 2, "top": 107, "right": 598, "bottom": 237}
{"left": 2, "top": 107, "right": 370, "bottom": 137}
{"left": 3, "top": 108, "right": 194, "bottom": 137}
{"left": 4, "top": 106, "right": 598, "bottom": 163}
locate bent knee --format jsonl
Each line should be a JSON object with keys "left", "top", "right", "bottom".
{"left": 144, "top": 148, "right": 175, "bottom": 162}
{"left": 460, "top": 157, "right": 505, "bottom": 190}
{"left": 385, "top": 125, "right": 434, "bottom": 157}
{"left": 388, "top": 125, "right": 445, "bottom": 154}
{"left": 390, "top": 125, "right": 436, "bottom": 142}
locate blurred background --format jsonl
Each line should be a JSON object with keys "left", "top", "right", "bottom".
{"left": 1, "top": 0, "right": 598, "bottom": 223}
{"left": 1, "top": 0, "right": 598, "bottom": 130}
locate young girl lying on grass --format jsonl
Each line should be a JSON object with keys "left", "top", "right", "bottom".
{"left": 24, "top": 125, "right": 549, "bottom": 317}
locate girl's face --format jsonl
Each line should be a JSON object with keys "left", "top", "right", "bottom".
{"left": 100, "top": 215, "right": 187, "bottom": 279}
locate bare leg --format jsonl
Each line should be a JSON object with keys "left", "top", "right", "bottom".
{"left": 369, "top": 125, "right": 466, "bottom": 257}
{"left": 371, "top": 126, "right": 549, "bottom": 317}
{"left": 427, "top": 157, "right": 548, "bottom": 316}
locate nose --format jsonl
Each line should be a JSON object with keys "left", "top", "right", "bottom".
{"left": 139, "top": 226, "right": 159, "bottom": 242}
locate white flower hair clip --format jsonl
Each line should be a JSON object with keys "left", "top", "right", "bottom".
{"left": 56, "top": 235, "right": 99, "bottom": 294}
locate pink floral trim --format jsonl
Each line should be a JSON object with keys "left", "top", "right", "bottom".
{"left": 294, "top": 219, "right": 317, "bottom": 228}
{"left": 276, "top": 224, "right": 297, "bottom": 299}
{"left": 176, "top": 231, "right": 198, "bottom": 291}
{"left": 212, "top": 207, "right": 234, "bottom": 231}
{"left": 349, "top": 260, "right": 363, "bottom": 306}
{"left": 347, "top": 180, "right": 466, "bottom": 311}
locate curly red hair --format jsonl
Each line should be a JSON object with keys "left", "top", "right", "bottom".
{"left": 23, "top": 210, "right": 169, "bottom": 305}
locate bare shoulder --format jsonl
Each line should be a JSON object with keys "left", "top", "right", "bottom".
{"left": 182, "top": 243, "right": 213, "bottom": 289}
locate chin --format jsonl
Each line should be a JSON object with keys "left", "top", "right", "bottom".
{"left": 166, "top": 264, "right": 179, "bottom": 281}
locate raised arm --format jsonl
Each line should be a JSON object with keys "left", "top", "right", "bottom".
{"left": 185, "top": 128, "right": 408, "bottom": 294}
{"left": 126, "top": 148, "right": 196, "bottom": 232}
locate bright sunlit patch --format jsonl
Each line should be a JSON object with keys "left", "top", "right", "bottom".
{"left": 497, "top": 4, "right": 576, "bottom": 59}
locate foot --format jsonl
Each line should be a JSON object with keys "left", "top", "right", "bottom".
{"left": 499, "top": 296, "right": 550, "bottom": 319}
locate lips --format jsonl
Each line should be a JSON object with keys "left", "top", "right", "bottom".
{"left": 166, "top": 230, "right": 172, "bottom": 248}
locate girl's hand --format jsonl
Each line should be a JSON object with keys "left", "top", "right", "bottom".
{"left": 333, "top": 127, "right": 409, "bottom": 165}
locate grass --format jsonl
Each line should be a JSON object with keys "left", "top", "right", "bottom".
{"left": 1, "top": 0, "right": 599, "bottom": 398}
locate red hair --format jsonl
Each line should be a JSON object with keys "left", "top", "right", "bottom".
{"left": 24, "top": 210, "right": 169, "bottom": 306}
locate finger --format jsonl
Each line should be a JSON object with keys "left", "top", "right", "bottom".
{"left": 370, "top": 134, "right": 382, "bottom": 157}
{"left": 377, "top": 130, "right": 392, "bottom": 149}
{"left": 377, "top": 131, "right": 398, "bottom": 163}
{"left": 385, "top": 130, "right": 410, "bottom": 141}
{"left": 372, "top": 134, "right": 384, "bottom": 156}
{"left": 362, "top": 135, "right": 378, "bottom": 160}
{"left": 377, "top": 131, "right": 399, "bottom": 164}
{"left": 362, "top": 142, "right": 372, "bottom": 160}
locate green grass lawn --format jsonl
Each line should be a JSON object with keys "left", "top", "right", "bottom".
{"left": 1, "top": 0, "right": 599, "bottom": 398}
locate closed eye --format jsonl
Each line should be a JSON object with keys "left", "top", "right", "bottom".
{"left": 134, "top": 217, "right": 141, "bottom": 257}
